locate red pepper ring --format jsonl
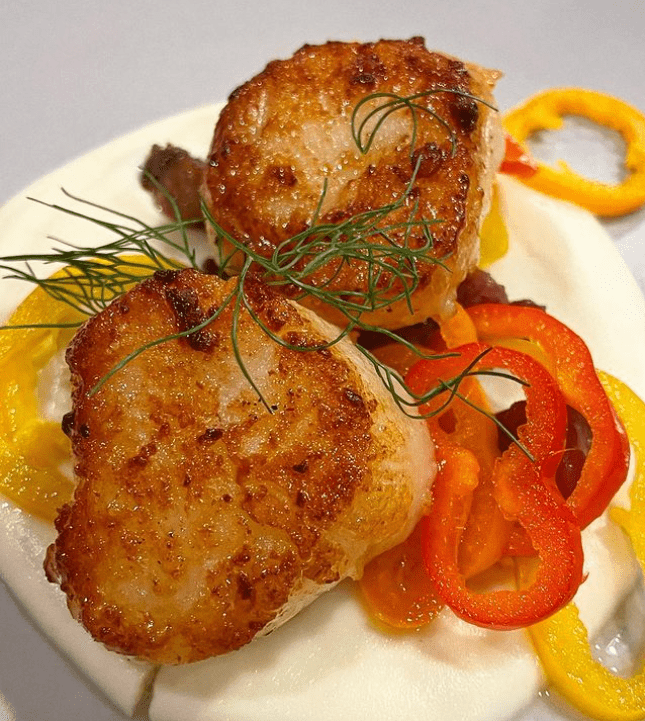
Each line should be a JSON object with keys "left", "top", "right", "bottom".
{"left": 499, "top": 134, "right": 539, "bottom": 179}
{"left": 466, "top": 303, "right": 630, "bottom": 529}
{"left": 408, "top": 341, "right": 568, "bottom": 574}
{"left": 406, "top": 342, "right": 569, "bottom": 463}
{"left": 421, "top": 444, "right": 584, "bottom": 630}
{"left": 407, "top": 344, "right": 583, "bottom": 629}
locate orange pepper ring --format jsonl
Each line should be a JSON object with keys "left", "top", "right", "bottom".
{"left": 503, "top": 88, "right": 645, "bottom": 216}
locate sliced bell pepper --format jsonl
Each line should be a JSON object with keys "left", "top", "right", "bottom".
{"left": 358, "top": 304, "right": 480, "bottom": 626}
{"left": 407, "top": 343, "right": 583, "bottom": 629}
{"left": 499, "top": 134, "right": 539, "bottom": 179}
{"left": 529, "top": 372, "right": 645, "bottom": 721}
{"left": 503, "top": 87, "right": 645, "bottom": 216}
{"left": 466, "top": 303, "right": 630, "bottom": 530}
{"left": 479, "top": 184, "right": 510, "bottom": 268}
{"left": 0, "top": 255, "right": 163, "bottom": 520}
{"left": 607, "top": 372, "right": 645, "bottom": 564}
{"left": 428, "top": 309, "right": 510, "bottom": 577}
{"left": 0, "top": 290, "right": 80, "bottom": 520}
{"left": 438, "top": 302, "right": 478, "bottom": 348}
{"left": 408, "top": 343, "right": 511, "bottom": 579}
{"left": 440, "top": 378, "right": 509, "bottom": 579}
{"left": 359, "top": 523, "right": 444, "bottom": 629}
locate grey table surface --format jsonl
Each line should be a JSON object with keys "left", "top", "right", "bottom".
{"left": 1, "top": 1, "right": 645, "bottom": 720}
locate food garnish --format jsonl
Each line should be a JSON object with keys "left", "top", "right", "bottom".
{"left": 503, "top": 87, "right": 645, "bottom": 216}
{"left": 467, "top": 303, "right": 631, "bottom": 531}
{"left": 528, "top": 373, "right": 645, "bottom": 721}
{"left": 1, "top": 186, "right": 478, "bottom": 419}
{"left": 499, "top": 134, "right": 539, "bottom": 179}
{"left": 0, "top": 283, "right": 77, "bottom": 520}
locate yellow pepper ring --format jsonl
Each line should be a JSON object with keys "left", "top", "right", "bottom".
{"left": 528, "top": 372, "right": 645, "bottom": 721}
{"left": 503, "top": 88, "right": 645, "bottom": 217}
{"left": 0, "top": 254, "right": 175, "bottom": 521}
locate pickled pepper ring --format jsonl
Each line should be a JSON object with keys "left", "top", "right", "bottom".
{"left": 504, "top": 88, "right": 645, "bottom": 216}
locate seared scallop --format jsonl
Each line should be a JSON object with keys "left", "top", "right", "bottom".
{"left": 202, "top": 37, "right": 504, "bottom": 328}
{"left": 45, "top": 269, "right": 434, "bottom": 664}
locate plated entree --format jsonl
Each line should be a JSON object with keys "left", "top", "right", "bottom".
{"left": 1, "top": 37, "right": 645, "bottom": 721}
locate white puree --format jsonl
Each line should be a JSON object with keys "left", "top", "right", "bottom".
{"left": 0, "top": 106, "right": 644, "bottom": 721}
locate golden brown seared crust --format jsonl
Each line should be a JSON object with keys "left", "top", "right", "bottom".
{"left": 45, "top": 269, "right": 433, "bottom": 664}
{"left": 203, "top": 37, "right": 503, "bottom": 328}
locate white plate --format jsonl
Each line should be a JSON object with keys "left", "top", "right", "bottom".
{"left": 0, "top": 105, "right": 644, "bottom": 721}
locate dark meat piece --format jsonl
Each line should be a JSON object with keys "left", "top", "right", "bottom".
{"left": 140, "top": 144, "right": 206, "bottom": 222}
{"left": 457, "top": 268, "right": 545, "bottom": 310}
{"left": 457, "top": 268, "right": 510, "bottom": 306}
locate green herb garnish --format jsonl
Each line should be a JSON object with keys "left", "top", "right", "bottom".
{"left": 0, "top": 89, "right": 528, "bottom": 455}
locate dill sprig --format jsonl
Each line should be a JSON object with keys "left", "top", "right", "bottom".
{"left": 0, "top": 186, "right": 499, "bottom": 418}
{"left": 0, "top": 189, "right": 201, "bottom": 321}
{"left": 351, "top": 88, "right": 496, "bottom": 159}
{"left": 0, "top": 88, "right": 530, "bottom": 455}
{"left": 352, "top": 90, "right": 457, "bottom": 158}
{"left": 207, "top": 157, "right": 445, "bottom": 321}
